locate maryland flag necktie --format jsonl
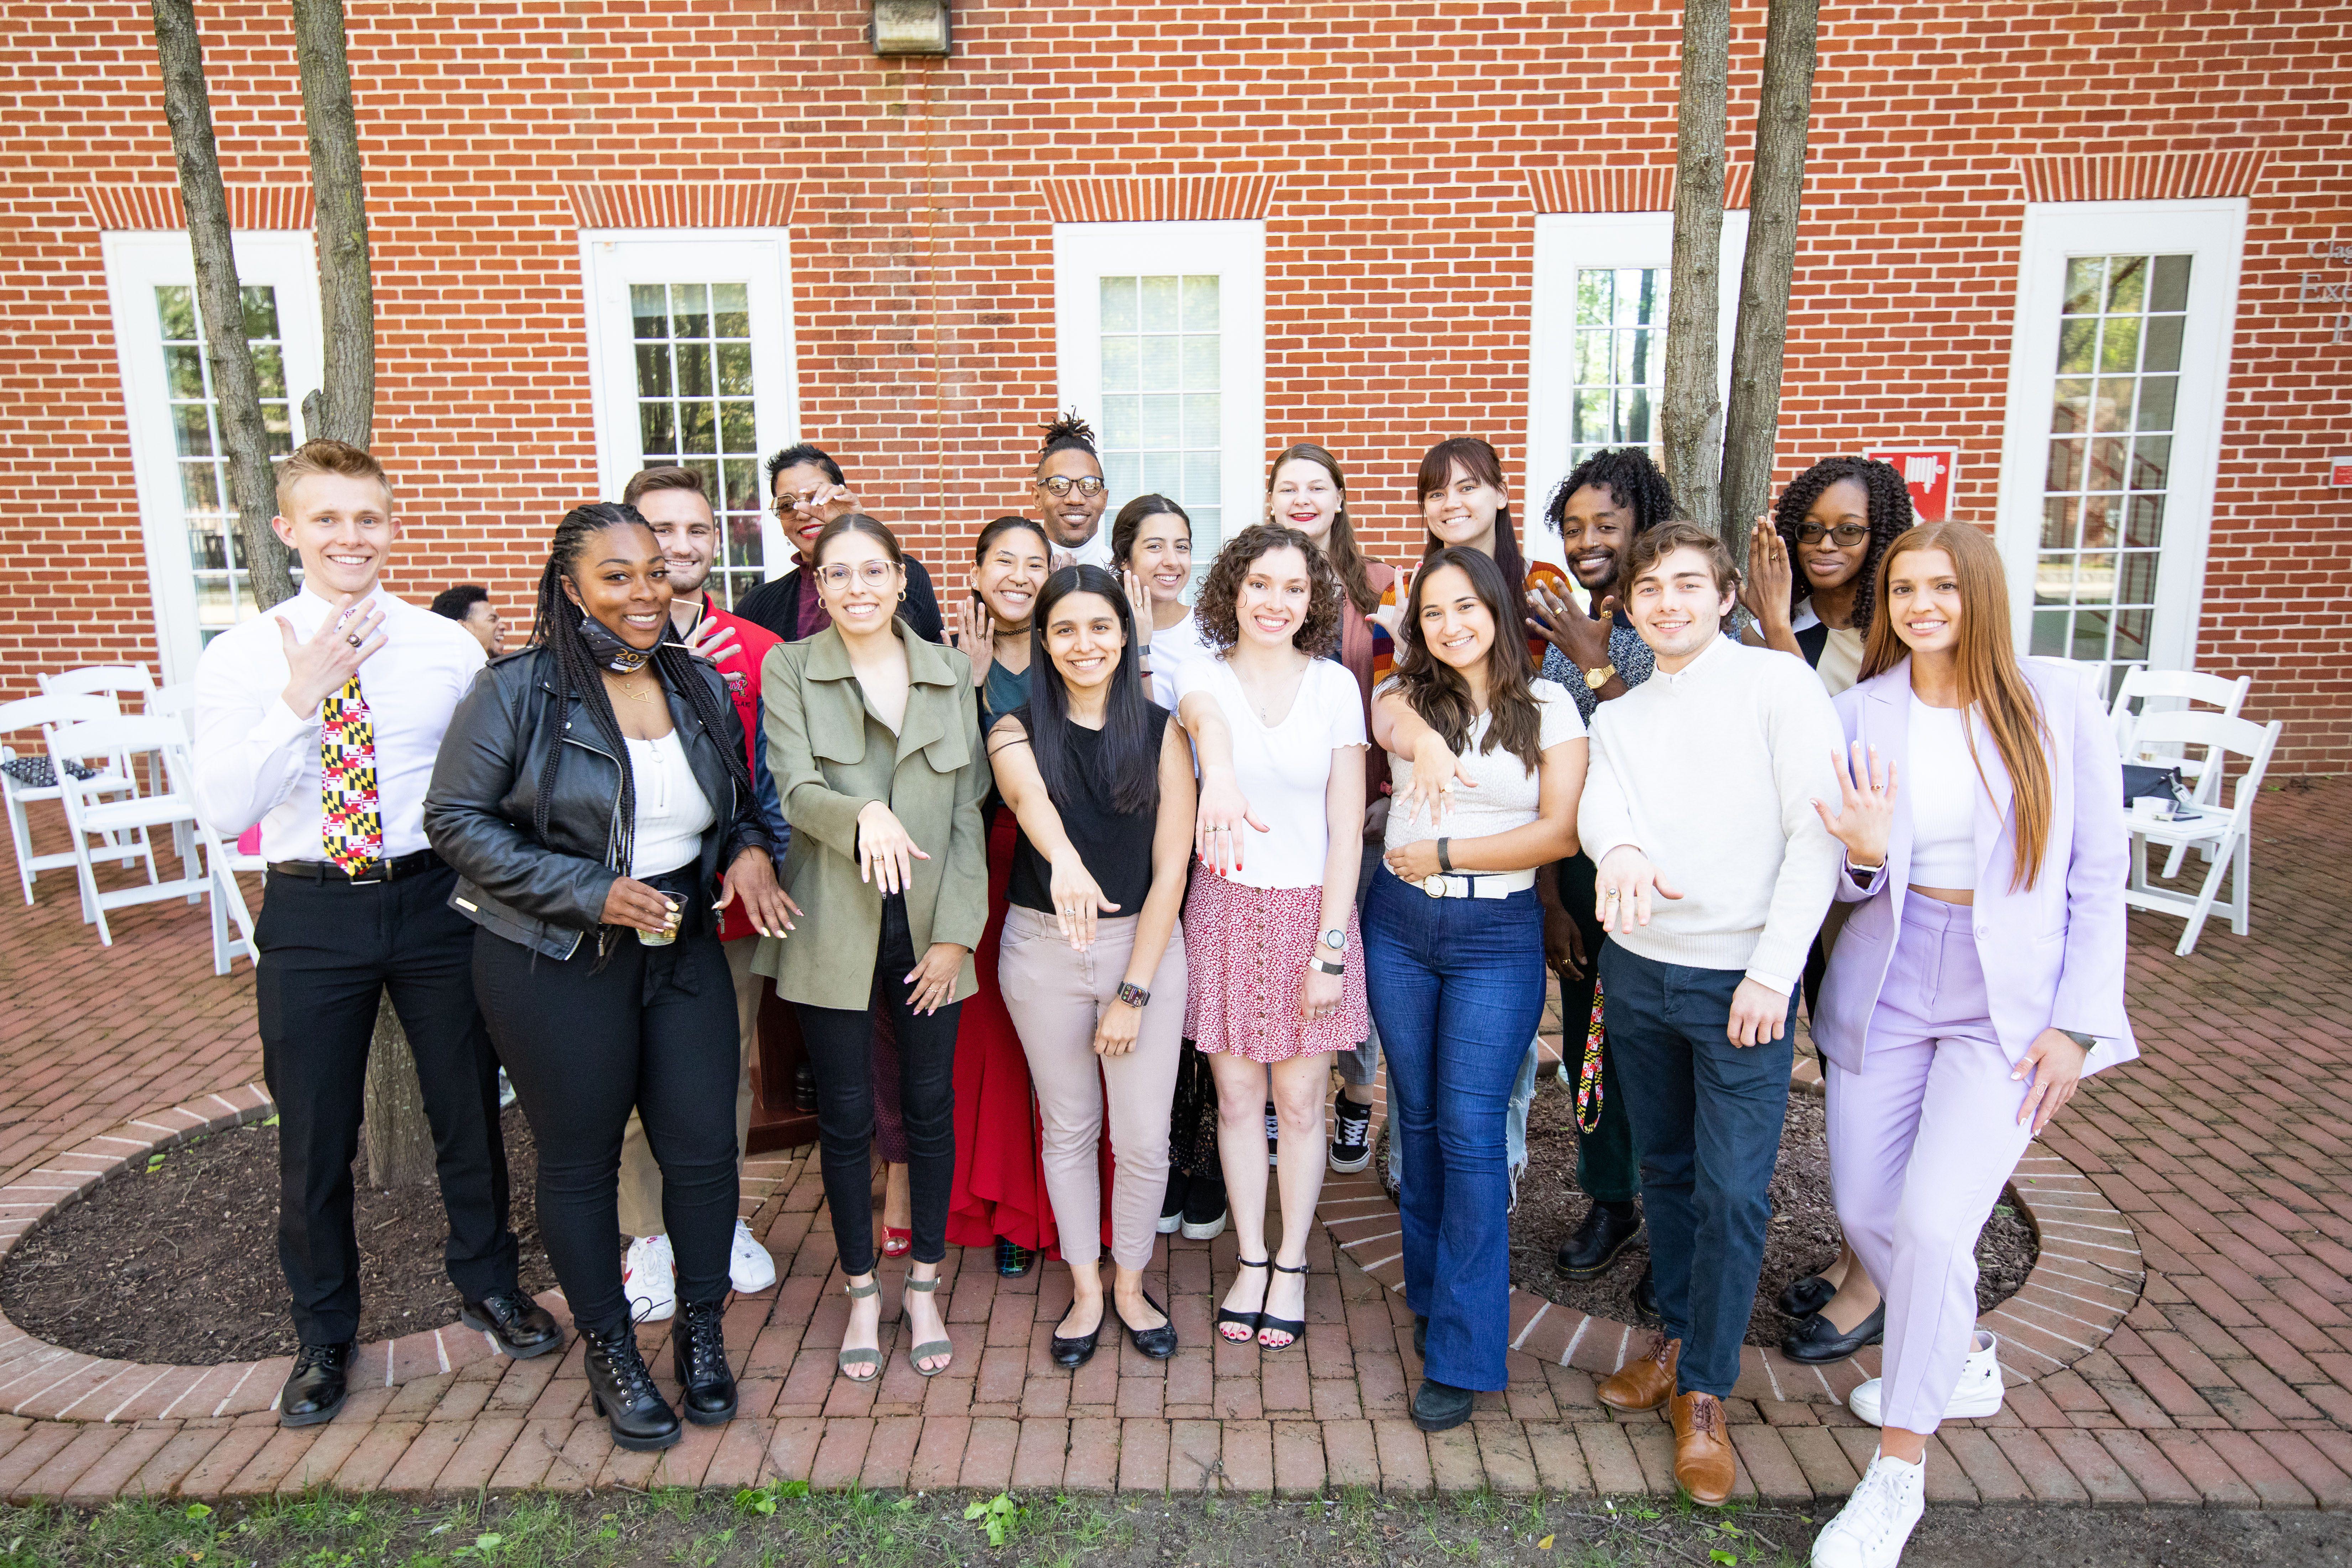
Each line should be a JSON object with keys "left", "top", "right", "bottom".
{"left": 320, "top": 675, "right": 382, "bottom": 874}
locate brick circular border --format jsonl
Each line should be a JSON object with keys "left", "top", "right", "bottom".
{"left": 1314, "top": 1133, "right": 2143, "bottom": 1406}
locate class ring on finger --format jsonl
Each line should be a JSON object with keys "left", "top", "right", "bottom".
{"left": 346, "top": 633, "right": 363, "bottom": 647}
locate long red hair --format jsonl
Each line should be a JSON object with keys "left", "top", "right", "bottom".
{"left": 1860, "top": 522, "right": 2052, "bottom": 892}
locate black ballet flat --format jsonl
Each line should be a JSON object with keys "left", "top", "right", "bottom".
{"left": 1781, "top": 1301, "right": 1886, "bottom": 1365}
{"left": 1115, "top": 1289, "right": 1179, "bottom": 1360}
{"left": 1050, "top": 1303, "right": 1103, "bottom": 1369}
{"left": 1776, "top": 1272, "right": 1837, "bottom": 1319}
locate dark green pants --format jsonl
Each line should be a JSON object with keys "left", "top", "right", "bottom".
{"left": 1556, "top": 853, "right": 1642, "bottom": 1204}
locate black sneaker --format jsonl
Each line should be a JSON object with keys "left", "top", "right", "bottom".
{"left": 1180, "top": 1173, "right": 1228, "bottom": 1241}
{"left": 994, "top": 1236, "right": 1034, "bottom": 1277}
{"left": 1158, "top": 1171, "right": 1188, "bottom": 1236}
{"left": 1329, "top": 1095, "right": 1372, "bottom": 1173}
{"left": 1265, "top": 1100, "right": 1279, "bottom": 1168}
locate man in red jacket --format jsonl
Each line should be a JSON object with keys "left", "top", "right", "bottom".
{"left": 615, "top": 465, "right": 796, "bottom": 1317}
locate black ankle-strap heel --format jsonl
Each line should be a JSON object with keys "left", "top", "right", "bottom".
{"left": 1258, "top": 1261, "right": 1308, "bottom": 1351}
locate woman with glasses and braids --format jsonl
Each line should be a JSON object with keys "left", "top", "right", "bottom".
{"left": 761, "top": 514, "right": 991, "bottom": 1386}
{"left": 1030, "top": 412, "right": 1116, "bottom": 569}
{"left": 426, "top": 503, "right": 793, "bottom": 1453}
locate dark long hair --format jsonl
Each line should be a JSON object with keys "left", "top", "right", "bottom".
{"left": 1111, "top": 494, "right": 1190, "bottom": 565}
{"left": 1389, "top": 547, "right": 1546, "bottom": 774}
{"left": 1022, "top": 566, "right": 1162, "bottom": 817}
{"left": 529, "top": 503, "right": 756, "bottom": 957}
{"left": 1771, "top": 456, "right": 1915, "bottom": 633}
{"left": 1416, "top": 437, "right": 1528, "bottom": 627}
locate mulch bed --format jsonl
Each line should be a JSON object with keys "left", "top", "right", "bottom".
{"left": 0, "top": 1106, "right": 556, "bottom": 1365}
{"left": 1384, "top": 1072, "right": 2036, "bottom": 1347}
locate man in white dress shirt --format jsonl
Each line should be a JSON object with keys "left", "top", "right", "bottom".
{"left": 193, "top": 441, "right": 559, "bottom": 1428}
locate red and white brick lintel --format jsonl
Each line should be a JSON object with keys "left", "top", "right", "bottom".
{"left": 564, "top": 182, "right": 799, "bottom": 231}
{"left": 0, "top": 1089, "right": 804, "bottom": 1426}
{"left": 1312, "top": 1148, "right": 2143, "bottom": 1407}
{"left": 84, "top": 183, "right": 316, "bottom": 232}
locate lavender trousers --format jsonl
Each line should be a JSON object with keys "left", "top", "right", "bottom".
{"left": 1825, "top": 892, "right": 2035, "bottom": 1434}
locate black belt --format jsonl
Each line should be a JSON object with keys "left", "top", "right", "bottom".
{"left": 267, "top": 848, "right": 443, "bottom": 885}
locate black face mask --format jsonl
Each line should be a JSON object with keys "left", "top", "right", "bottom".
{"left": 576, "top": 611, "right": 655, "bottom": 674}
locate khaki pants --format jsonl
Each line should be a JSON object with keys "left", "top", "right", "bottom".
{"left": 617, "top": 934, "right": 760, "bottom": 1239}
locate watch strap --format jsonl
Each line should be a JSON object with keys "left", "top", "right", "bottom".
{"left": 1436, "top": 837, "right": 1453, "bottom": 873}
{"left": 1308, "top": 956, "right": 1346, "bottom": 976}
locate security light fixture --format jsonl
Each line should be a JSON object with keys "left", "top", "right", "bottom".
{"left": 871, "top": 0, "right": 950, "bottom": 55}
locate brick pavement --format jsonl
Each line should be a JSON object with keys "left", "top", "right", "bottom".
{"left": 0, "top": 784, "right": 2345, "bottom": 1506}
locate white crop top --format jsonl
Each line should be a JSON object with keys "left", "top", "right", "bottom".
{"left": 1382, "top": 680, "right": 1584, "bottom": 863}
{"left": 1906, "top": 696, "right": 1979, "bottom": 891}
{"left": 625, "top": 731, "right": 716, "bottom": 879}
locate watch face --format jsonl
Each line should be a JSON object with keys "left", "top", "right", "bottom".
{"left": 1322, "top": 928, "right": 1347, "bottom": 951}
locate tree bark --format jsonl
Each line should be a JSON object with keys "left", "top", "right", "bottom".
{"left": 363, "top": 994, "right": 439, "bottom": 1190}
{"left": 1720, "top": 0, "right": 1820, "bottom": 569}
{"left": 150, "top": 0, "right": 295, "bottom": 611}
{"left": 1661, "top": 0, "right": 1731, "bottom": 540}
{"left": 292, "top": 0, "right": 374, "bottom": 448}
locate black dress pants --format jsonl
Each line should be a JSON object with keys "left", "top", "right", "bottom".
{"left": 253, "top": 860, "right": 518, "bottom": 1346}
{"left": 793, "top": 895, "right": 960, "bottom": 1274}
{"left": 472, "top": 919, "right": 741, "bottom": 1338}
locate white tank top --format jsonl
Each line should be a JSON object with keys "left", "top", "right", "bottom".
{"left": 624, "top": 731, "right": 716, "bottom": 879}
{"left": 1906, "top": 695, "right": 1979, "bottom": 891}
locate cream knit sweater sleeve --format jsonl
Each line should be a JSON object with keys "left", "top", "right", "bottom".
{"left": 1746, "top": 657, "right": 1848, "bottom": 995}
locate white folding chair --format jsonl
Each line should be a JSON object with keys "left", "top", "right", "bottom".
{"left": 146, "top": 685, "right": 202, "bottom": 865}
{"left": 2110, "top": 667, "right": 2251, "bottom": 877}
{"left": 0, "top": 694, "right": 136, "bottom": 905}
{"left": 2121, "top": 709, "right": 2281, "bottom": 957}
{"left": 39, "top": 664, "right": 156, "bottom": 703}
{"left": 49, "top": 713, "right": 249, "bottom": 968}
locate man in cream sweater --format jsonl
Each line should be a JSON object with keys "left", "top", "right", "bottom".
{"left": 1575, "top": 522, "right": 1845, "bottom": 1505}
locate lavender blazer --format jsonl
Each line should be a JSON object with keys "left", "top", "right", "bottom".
{"left": 1812, "top": 656, "right": 2136, "bottom": 1078}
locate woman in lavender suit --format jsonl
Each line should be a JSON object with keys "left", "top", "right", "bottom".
{"left": 1804, "top": 521, "right": 2134, "bottom": 1568}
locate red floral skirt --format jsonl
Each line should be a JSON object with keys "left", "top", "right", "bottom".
{"left": 1180, "top": 870, "right": 1369, "bottom": 1064}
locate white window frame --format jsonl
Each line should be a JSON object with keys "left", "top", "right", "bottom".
{"left": 1525, "top": 209, "right": 1749, "bottom": 577}
{"left": 1993, "top": 198, "right": 2246, "bottom": 677}
{"left": 578, "top": 229, "right": 800, "bottom": 579}
{"left": 100, "top": 229, "right": 325, "bottom": 686}
{"left": 1054, "top": 220, "right": 1266, "bottom": 576}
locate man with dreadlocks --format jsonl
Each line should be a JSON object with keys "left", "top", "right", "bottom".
{"left": 193, "top": 440, "right": 561, "bottom": 1431}
{"left": 426, "top": 503, "right": 794, "bottom": 1453}
{"left": 1030, "top": 411, "right": 1116, "bottom": 569}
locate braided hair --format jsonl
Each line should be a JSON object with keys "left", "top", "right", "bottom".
{"left": 1038, "top": 410, "right": 1100, "bottom": 467}
{"left": 529, "top": 503, "right": 756, "bottom": 957}
{"left": 1542, "top": 446, "right": 1679, "bottom": 540}
{"left": 1769, "top": 457, "right": 1915, "bottom": 633}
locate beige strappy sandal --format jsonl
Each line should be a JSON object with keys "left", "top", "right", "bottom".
{"left": 902, "top": 1275, "right": 954, "bottom": 1377}
{"left": 838, "top": 1278, "right": 882, "bottom": 1382}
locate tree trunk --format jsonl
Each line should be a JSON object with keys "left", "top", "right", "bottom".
{"left": 364, "top": 994, "right": 439, "bottom": 1190}
{"left": 292, "top": 0, "right": 374, "bottom": 448}
{"left": 1719, "top": 0, "right": 1820, "bottom": 570}
{"left": 1661, "top": 0, "right": 1731, "bottom": 540}
{"left": 150, "top": 0, "right": 295, "bottom": 611}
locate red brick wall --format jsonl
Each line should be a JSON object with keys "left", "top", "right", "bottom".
{"left": 2, "top": 0, "right": 2346, "bottom": 767}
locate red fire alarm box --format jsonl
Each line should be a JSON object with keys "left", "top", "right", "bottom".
{"left": 1865, "top": 447, "right": 1959, "bottom": 523}
{"left": 2331, "top": 455, "right": 2352, "bottom": 487}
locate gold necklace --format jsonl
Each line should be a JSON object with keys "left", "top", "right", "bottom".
{"left": 607, "top": 671, "right": 659, "bottom": 705}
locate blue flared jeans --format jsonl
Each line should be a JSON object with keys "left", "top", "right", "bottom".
{"left": 1363, "top": 869, "right": 1549, "bottom": 1391}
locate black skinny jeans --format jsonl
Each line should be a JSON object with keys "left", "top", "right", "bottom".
{"left": 794, "top": 894, "right": 960, "bottom": 1274}
{"left": 472, "top": 903, "right": 740, "bottom": 1338}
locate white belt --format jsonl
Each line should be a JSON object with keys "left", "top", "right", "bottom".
{"left": 1393, "top": 865, "right": 1537, "bottom": 899}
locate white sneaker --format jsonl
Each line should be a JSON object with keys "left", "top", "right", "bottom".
{"left": 1810, "top": 1451, "right": 1925, "bottom": 1568}
{"left": 623, "top": 1232, "right": 676, "bottom": 1322}
{"left": 728, "top": 1216, "right": 779, "bottom": 1293}
{"left": 1849, "top": 1332, "right": 2004, "bottom": 1426}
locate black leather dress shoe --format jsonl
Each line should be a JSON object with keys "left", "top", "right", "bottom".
{"left": 673, "top": 1299, "right": 738, "bottom": 1424}
{"left": 581, "top": 1323, "right": 680, "bottom": 1451}
{"left": 1115, "top": 1291, "right": 1178, "bottom": 1360}
{"left": 1555, "top": 1201, "right": 1643, "bottom": 1279}
{"left": 461, "top": 1290, "right": 565, "bottom": 1359}
{"left": 1632, "top": 1264, "right": 1658, "bottom": 1321}
{"left": 1782, "top": 1302, "right": 1886, "bottom": 1365}
{"left": 279, "top": 1341, "right": 352, "bottom": 1427}
{"left": 1050, "top": 1304, "right": 1103, "bottom": 1369}
{"left": 793, "top": 1061, "right": 819, "bottom": 1112}
{"left": 1410, "top": 1377, "right": 1475, "bottom": 1433}
{"left": 1776, "top": 1273, "right": 1837, "bottom": 1319}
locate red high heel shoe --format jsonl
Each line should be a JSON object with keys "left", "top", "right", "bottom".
{"left": 881, "top": 1226, "right": 912, "bottom": 1259}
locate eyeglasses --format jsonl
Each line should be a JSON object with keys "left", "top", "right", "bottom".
{"left": 816, "top": 560, "right": 899, "bottom": 591}
{"left": 1788, "top": 522, "right": 1869, "bottom": 546}
{"left": 1034, "top": 475, "right": 1106, "bottom": 499}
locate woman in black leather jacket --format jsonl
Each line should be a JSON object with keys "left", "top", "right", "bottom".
{"left": 425, "top": 503, "right": 794, "bottom": 1453}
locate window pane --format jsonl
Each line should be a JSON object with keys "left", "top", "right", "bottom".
{"left": 2061, "top": 257, "right": 2105, "bottom": 316}
{"left": 632, "top": 285, "right": 667, "bottom": 338}
{"left": 155, "top": 286, "right": 197, "bottom": 340}
{"left": 2056, "top": 318, "right": 2096, "bottom": 374}
{"left": 2050, "top": 377, "right": 2091, "bottom": 434}
{"left": 2089, "top": 379, "right": 2133, "bottom": 434}
{"left": 2080, "top": 495, "right": 2116, "bottom": 550}
{"left": 635, "top": 343, "right": 672, "bottom": 398}
{"left": 2087, "top": 436, "right": 2128, "bottom": 493}
{"left": 171, "top": 402, "right": 215, "bottom": 458}
{"left": 711, "top": 282, "right": 750, "bottom": 336}
{"left": 1100, "top": 277, "right": 1137, "bottom": 332}
{"left": 640, "top": 401, "right": 676, "bottom": 455}
{"left": 2142, "top": 314, "right": 2184, "bottom": 375}
{"left": 2128, "top": 435, "right": 2171, "bottom": 493}
{"left": 676, "top": 342, "right": 713, "bottom": 398}
{"left": 718, "top": 400, "right": 756, "bottom": 449}
{"left": 1181, "top": 275, "right": 1219, "bottom": 331}
{"left": 250, "top": 344, "right": 286, "bottom": 400}
{"left": 1563, "top": 265, "right": 1667, "bottom": 473}
{"left": 2136, "top": 375, "right": 2177, "bottom": 431}
{"left": 716, "top": 342, "right": 753, "bottom": 397}
{"left": 1100, "top": 336, "right": 1139, "bottom": 391}
{"left": 2031, "top": 608, "right": 2068, "bottom": 656}
{"left": 1138, "top": 335, "right": 1178, "bottom": 387}
{"left": 2124, "top": 494, "right": 2164, "bottom": 549}
{"left": 165, "top": 344, "right": 206, "bottom": 399}
{"left": 2096, "top": 315, "right": 2140, "bottom": 373}
{"left": 2104, "top": 255, "right": 2146, "bottom": 315}
{"left": 2040, "top": 497, "right": 2076, "bottom": 550}
{"left": 1096, "top": 273, "right": 1224, "bottom": 578}
{"left": 1139, "top": 276, "right": 1179, "bottom": 333}
{"left": 240, "top": 286, "right": 280, "bottom": 340}
{"left": 672, "top": 284, "right": 710, "bottom": 338}
{"left": 2149, "top": 255, "right": 2191, "bottom": 312}
{"left": 679, "top": 399, "right": 716, "bottom": 454}
{"left": 1180, "top": 334, "right": 1220, "bottom": 390}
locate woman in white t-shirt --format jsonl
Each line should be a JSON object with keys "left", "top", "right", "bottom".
{"left": 1366, "top": 546, "right": 1587, "bottom": 1433}
{"left": 1177, "top": 524, "right": 1369, "bottom": 1355}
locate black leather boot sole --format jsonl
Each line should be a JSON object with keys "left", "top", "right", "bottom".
{"left": 1410, "top": 1377, "right": 1475, "bottom": 1433}
{"left": 1555, "top": 1201, "right": 1644, "bottom": 1279}
{"left": 583, "top": 1327, "right": 682, "bottom": 1452}
{"left": 1781, "top": 1302, "right": 1886, "bottom": 1365}
{"left": 460, "top": 1292, "right": 565, "bottom": 1359}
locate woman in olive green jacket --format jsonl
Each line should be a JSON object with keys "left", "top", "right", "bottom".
{"left": 757, "top": 515, "right": 990, "bottom": 1383}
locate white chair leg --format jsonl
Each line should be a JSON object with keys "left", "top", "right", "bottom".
{"left": 2174, "top": 834, "right": 2235, "bottom": 957}
{"left": 2230, "top": 831, "right": 2252, "bottom": 935}
{"left": 2161, "top": 841, "right": 2188, "bottom": 880}
{"left": 2130, "top": 832, "right": 2149, "bottom": 894}
{"left": 5, "top": 789, "right": 32, "bottom": 905}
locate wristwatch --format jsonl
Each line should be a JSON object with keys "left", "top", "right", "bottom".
{"left": 1320, "top": 926, "right": 1348, "bottom": 954}
{"left": 1582, "top": 661, "right": 1616, "bottom": 691}
{"left": 1116, "top": 981, "right": 1151, "bottom": 1009}
{"left": 1436, "top": 838, "right": 1454, "bottom": 873}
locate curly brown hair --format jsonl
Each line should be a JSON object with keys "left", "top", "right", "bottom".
{"left": 1194, "top": 523, "right": 1344, "bottom": 659}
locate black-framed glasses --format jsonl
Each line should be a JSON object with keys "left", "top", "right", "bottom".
{"left": 1034, "top": 475, "right": 1106, "bottom": 499}
{"left": 815, "top": 560, "right": 899, "bottom": 590}
{"left": 1789, "top": 522, "right": 1869, "bottom": 546}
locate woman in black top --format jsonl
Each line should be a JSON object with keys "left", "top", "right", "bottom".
{"left": 987, "top": 566, "right": 1197, "bottom": 1368}
{"left": 426, "top": 503, "right": 793, "bottom": 1453}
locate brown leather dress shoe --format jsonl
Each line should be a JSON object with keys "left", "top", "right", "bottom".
{"left": 1595, "top": 1333, "right": 1680, "bottom": 1412}
{"left": 1670, "top": 1390, "right": 1736, "bottom": 1505}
